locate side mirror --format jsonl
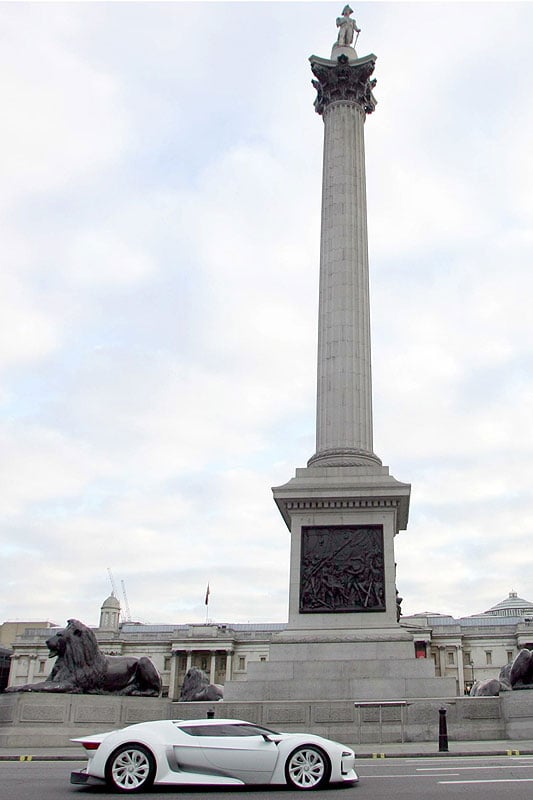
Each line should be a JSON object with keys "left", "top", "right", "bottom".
{"left": 262, "top": 734, "right": 283, "bottom": 744}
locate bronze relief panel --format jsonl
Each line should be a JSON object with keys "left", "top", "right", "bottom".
{"left": 299, "top": 525, "right": 385, "bottom": 613}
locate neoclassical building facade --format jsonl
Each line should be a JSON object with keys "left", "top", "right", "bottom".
{"left": 5, "top": 592, "right": 533, "bottom": 697}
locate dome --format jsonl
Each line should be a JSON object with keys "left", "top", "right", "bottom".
{"left": 101, "top": 593, "right": 120, "bottom": 610}
{"left": 483, "top": 591, "right": 533, "bottom": 617}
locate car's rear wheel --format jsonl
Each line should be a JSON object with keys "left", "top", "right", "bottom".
{"left": 285, "top": 745, "right": 330, "bottom": 790}
{"left": 105, "top": 743, "right": 156, "bottom": 793}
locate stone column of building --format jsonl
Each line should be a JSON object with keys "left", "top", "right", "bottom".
{"left": 438, "top": 646, "right": 446, "bottom": 678}
{"left": 27, "top": 654, "right": 37, "bottom": 684}
{"left": 168, "top": 651, "right": 179, "bottom": 700}
{"left": 225, "top": 650, "right": 233, "bottom": 683}
{"left": 456, "top": 645, "right": 465, "bottom": 694}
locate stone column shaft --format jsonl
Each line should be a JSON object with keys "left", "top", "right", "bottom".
{"left": 308, "top": 54, "right": 380, "bottom": 468}
{"left": 317, "top": 102, "right": 372, "bottom": 452}
{"left": 456, "top": 645, "right": 465, "bottom": 694}
{"left": 209, "top": 653, "right": 216, "bottom": 684}
{"left": 225, "top": 650, "right": 233, "bottom": 682}
{"left": 169, "top": 651, "right": 179, "bottom": 700}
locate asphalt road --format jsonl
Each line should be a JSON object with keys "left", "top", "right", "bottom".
{"left": 4, "top": 755, "right": 533, "bottom": 800}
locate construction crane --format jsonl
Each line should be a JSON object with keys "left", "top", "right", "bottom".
{"left": 107, "top": 567, "right": 118, "bottom": 598}
{"left": 121, "top": 580, "right": 133, "bottom": 623}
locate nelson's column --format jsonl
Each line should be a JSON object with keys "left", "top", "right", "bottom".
{"left": 225, "top": 9, "right": 455, "bottom": 701}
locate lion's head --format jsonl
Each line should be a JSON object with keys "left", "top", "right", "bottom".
{"left": 181, "top": 667, "right": 208, "bottom": 695}
{"left": 47, "top": 618, "right": 106, "bottom": 689}
{"left": 179, "top": 666, "right": 223, "bottom": 702}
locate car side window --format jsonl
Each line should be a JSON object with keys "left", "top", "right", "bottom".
{"left": 178, "top": 724, "right": 278, "bottom": 738}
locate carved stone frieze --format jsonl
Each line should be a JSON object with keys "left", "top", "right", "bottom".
{"left": 300, "top": 525, "right": 385, "bottom": 613}
{"left": 310, "top": 54, "right": 377, "bottom": 116}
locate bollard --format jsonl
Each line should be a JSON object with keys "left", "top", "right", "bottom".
{"left": 206, "top": 708, "right": 215, "bottom": 719}
{"left": 438, "top": 707, "right": 449, "bottom": 752}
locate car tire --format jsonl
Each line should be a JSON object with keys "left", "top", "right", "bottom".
{"left": 105, "top": 743, "right": 156, "bottom": 793}
{"left": 285, "top": 745, "right": 331, "bottom": 790}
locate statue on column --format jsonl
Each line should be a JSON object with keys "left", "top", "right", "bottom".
{"left": 336, "top": 5, "right": 361, "bottom": 47}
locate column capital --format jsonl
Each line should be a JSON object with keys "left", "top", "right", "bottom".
{"left": 309, "top": 53, "right": 377, "bottom": 116}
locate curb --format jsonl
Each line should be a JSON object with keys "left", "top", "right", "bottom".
{"left": 0, "top": 755, "right": 84, "bottom": 762}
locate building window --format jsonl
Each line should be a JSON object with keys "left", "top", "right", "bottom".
{"left": 200, "top": 657, "right": 208, "bottom": 672}
{"left": 463, "top": 651, "right": 471, "bottom": 665}
{"left": 485, "top": 651, "right": 492, "bottom": 665}
{"left": 179, "top": 656, "right": 187, "bottom": 671}
{"left": 447, "top": 651, "right": 455, "bottom": 665}
{"left": 260, "top": 656, "right": 267, "bottom": 662}
{"left": 415, "top": 642, "right": 427, "bottom": 659}
{"left": 38, "top": 661, "right": 46, "bottom": 673}
{"left": 164, "top": 657, "right": 171, "bottom": 671}
{"left": 507, "top": 651, "right": 514, "bottom": 663}
{"left": 238, "top": 657, "right": 246, "bottom": 670}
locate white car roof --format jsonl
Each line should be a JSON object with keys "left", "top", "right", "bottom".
{"left": 173, "top": 718, "right": 250, "bottom": 726}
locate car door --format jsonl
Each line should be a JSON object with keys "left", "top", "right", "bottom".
{"left": 175, "top": 723, "right": 280, "bottom": 783}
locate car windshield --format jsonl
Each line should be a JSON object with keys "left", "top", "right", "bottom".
{"left": 177, "top": 723, "right": 280, "bottom": 738}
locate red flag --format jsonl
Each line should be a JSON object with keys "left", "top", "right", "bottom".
{"left": 204, "top": 583, "right": 210, "bottom": 605}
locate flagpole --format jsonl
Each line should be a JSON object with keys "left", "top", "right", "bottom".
{"left": 204, "top": 583, "right": 210, "bottom": 623}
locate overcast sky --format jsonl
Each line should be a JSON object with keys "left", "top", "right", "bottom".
{"left": 1, "top": 1, "right": 532, "bottom": 629}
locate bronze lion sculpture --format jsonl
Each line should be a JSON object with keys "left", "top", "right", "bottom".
{"left": 179, "top": 666, "right": 223, "bottom": 702}
{"left": 6, "top": 618, "right": 161, "bottom": 696}
{"left": 510, "top": 648, "right": 533, "bottom": 689}
{"left": 470, "top": 663, "right": 512, "bottom": 696}
{"left": 470, "top": 651, "right": 533, "bottom": 696}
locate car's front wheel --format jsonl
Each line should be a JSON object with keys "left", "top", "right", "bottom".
{"left": 285, "top": 745, "right": 331, "bottom": 790}
{"left": 105, "top": 743, "right": 156, "bottom": 793}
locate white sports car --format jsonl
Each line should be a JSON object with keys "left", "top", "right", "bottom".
{"left": 70, "top": 717, "right": 358, "bottom": 792}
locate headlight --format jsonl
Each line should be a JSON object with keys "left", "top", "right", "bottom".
{"left": 341, "top": 750, "right": 355, "bottom": 775}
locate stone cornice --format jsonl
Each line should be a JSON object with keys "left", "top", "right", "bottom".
{"left": 272, "top": 465, "right": 411, "bottom": 532}
{"left": 285, "top": 498, "right": 401, "bottom": 512}
{"left": 309, "top": 53, "right": 377, "bottom": 116}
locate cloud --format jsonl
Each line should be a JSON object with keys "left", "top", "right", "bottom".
{"left": 0, "top": 5, "right": 129, "bottom": 204}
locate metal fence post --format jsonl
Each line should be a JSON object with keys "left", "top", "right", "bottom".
{"left": 439, "top": 707, "right": 448, "bottom": 752}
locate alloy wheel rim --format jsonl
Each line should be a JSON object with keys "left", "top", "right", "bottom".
{"left": 288, "top": 749, "right": 325, "bottom": 788}
{"left": 112, "top": 749, "right": 150, "bottom": 789}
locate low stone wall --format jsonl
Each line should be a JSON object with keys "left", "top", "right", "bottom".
{"left": 1, "top": 692, "right": 531, "bottom": 748}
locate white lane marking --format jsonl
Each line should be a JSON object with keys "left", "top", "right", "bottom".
{"left": 362, "top": 774, "right": 460, "bottom": 779}
{"left": 408, "top": 756, "right": 532, "bottom": 763}
{"left": 439, "top": 778, "right": 533, "bottom": 784}
{"left": 418, "top": 764, "right": 533, "bottom": 771}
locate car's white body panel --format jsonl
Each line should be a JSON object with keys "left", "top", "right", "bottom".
{"left": 71, "top": 717, "right": 358, "bottom": 789}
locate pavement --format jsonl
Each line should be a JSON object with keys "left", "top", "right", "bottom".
{"left": 2, "top": 740, "right": 533, "bottom": 761}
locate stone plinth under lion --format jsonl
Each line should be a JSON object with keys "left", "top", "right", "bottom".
{"left": 5, "top": 619, "right": 161, "bottom": 697}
